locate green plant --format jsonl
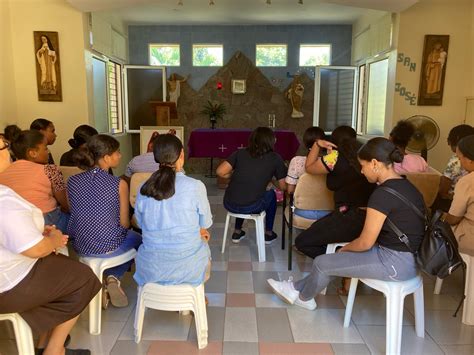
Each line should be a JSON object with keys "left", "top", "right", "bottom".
{"left": 200, "top": 100, "right": 227, "bottom": 122}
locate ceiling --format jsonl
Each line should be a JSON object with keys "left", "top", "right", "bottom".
{"left": 66, "top": 0, "right": 418, "bottom": 25}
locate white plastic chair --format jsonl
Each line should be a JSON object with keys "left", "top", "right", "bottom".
{"left": 320, "top": 242, "right": 348, "bottom": 295}
{"left": 221, "top": 211, "right": 266, "bottom": 262}
{"left": 134, "top": 283, "right": 208, "bottom": 349}
{"left": 0, "top": 313, "right": 34, "bottom": 355}
{"left": 460, "top": 252, "right": 474, "bottom": 325}
{"left": 433, "top": 277, "right": 443, "bottom": 294}
{"left": 343, "top": 275, "right": 425, "bottom": 355}
{"left": 79, "top": 248, "right": 137, "bottom": 335}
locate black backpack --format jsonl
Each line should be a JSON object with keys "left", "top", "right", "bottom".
{"left": 381, "top": 186, "right": 466, "bottom": 316}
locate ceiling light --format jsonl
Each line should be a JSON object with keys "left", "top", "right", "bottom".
{"left": 178, "top": 0, "right": 183, "bottom": 5}
{"left": 298, "top": 0, "right": 303, "bottom": 4}
{"left": 209, "top": 0, "right": 215, "bottom": 5}
{"left": 266, "top": 0, "right": 271, "bottom": 4}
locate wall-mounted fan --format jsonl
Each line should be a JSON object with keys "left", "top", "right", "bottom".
{"left": 405, "top": 115, "right": 440, "bottom": 161}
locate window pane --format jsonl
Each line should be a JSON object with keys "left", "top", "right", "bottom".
{"left": 149, "top": 44, "right": 180, "bottom": 66}
{"left": 299, "top": 45, "right": 331, "bottom": 66}
{"left": 193, "top": 45, "right": 223, "bottom": 66}
{"left": 366, "top": 58, "right": 389, "bottom": 135}
{"left": 107, "top": 61, "right": 123, "bottom": 134}
{"left": 256, "top": 44, "right": 287, "bottom": 67}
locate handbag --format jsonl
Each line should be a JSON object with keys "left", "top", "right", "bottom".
{"left": 381, "top": 186, "right": 466, "bottom": 316}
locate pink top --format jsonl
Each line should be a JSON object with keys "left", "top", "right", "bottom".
{"left": 0, "top": 160, "right": 66, "bottom": 213}
{"left": 285, "top": 156, "right": 307, "bottom": 185}
{"left": 393, "top": 154, "right": 429, "bottom": 174}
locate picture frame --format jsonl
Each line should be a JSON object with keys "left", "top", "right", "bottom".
{"left": 140, "top": 126, "right": 185, "bottom": 154}
{"left": 33, "top": 31, "right": 62, "bottom": 102}
{"left": 418, "top": 34, "right": 449, "bottom": 106}
{"left": 232, "top": 79, "right": 246, "bottom": 94}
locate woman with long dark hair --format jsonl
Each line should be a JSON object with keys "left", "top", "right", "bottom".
{"left": 67, "top": 134, "right": 141, "bottom": 308}
{"left": 216, "top": 127, "right": 287, "bottom": 244}
{"left": 60, "top": 124, "right": 98, "bottom": 166}
{"left": 268, "top": 137, "right": 425, "bottom": 310}
{"left": 133, "top": 134, "right": 212, "bottom": 287}
{"left": 294, "top": 125, "right": 375, "bottom": 260}
{"left": 31, "top": 118, "right": 57, "bottom": 164}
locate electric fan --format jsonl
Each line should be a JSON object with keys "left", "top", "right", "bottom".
{"left": 405, "top": 115, "right": 440, "bottom": 161}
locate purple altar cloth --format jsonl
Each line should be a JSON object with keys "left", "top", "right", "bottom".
{"left": 187, "top": 128, "right": 300, "bottom": 160}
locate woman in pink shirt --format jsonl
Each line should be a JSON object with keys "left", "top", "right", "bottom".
{"left": 0, "top": 130, "right": 69, "bottom": 232}
{"left": 389, "top": 120, "right": 428, "bottom": 174}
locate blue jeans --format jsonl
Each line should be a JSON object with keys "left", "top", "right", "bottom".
{"left": 294, "top": 245, "right": 417, "bottom": 301}
{"left": 44, "top": 208, "right": 70, "bottom": 234}
{"left": 80, "top": 230, "right": 142, "bottom": 279}
{"left": 294, "top": 208, "right": 331, "bottom": 220}
{"left": 224, "top": 190, "right": 277, "bottom": 232}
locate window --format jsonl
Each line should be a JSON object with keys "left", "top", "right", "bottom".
{"left": 365, "top": 58, "right": 389, "bottom": 135}
{"left": 299, "top": 44, "right": 331, "bottom": 66}
{"left": 192, "top": 44, "right": 223, "bottom": 66}
{"left": 91, "top": 56, "right": 124, "bottom": 134}
{"left": 107, "top": 61, "right": 123, "bottom": 134}
{"left": 149, "top": 44, "right": 180, "bottom": 66}
{"left": 256, "top": 44, "right": 287, "bottom": 67}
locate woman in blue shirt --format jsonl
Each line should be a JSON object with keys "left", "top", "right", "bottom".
{"left": 134, "top": 134, "right": 212, "bottom": 287}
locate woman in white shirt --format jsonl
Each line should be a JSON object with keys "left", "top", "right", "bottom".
{"left": 0, "top": 136, "right": 100, "bottom": 355}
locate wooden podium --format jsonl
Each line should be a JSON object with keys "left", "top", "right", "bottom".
{"left": 149, "top": 101, "right": 178, "bottom": 126}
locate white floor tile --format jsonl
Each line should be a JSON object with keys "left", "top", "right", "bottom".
{"left": 69, "top": 320, "right": 125, "bottom": 355}
{"left": 223, "top": 307, "right": 258, "bottom": 342}
{"left": 227, "top": 271, "right": 254, "bottom": 293}
{"left": 425, "top": 310, "right": 474, "bottom": 344}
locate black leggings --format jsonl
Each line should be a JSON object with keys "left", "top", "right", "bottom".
{"left": 294, "top": 207, "right": 366, "bottom": 258}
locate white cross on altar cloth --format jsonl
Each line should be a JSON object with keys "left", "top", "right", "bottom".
{"left": 218, "top": 144, "right": 227, "bottom": 152}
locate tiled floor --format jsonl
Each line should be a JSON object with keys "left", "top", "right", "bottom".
{"left": 0, "top": 174, "right": 472, "bottom": 354}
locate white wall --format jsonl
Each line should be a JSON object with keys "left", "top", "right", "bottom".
{"left": 7, "top": 0, "right": 90, "bottom": 162}
{"left": 0, "top": 0, "right": 17, "bottom": 128}
{"left": 393, "top": 0, "right": 473, "bottom": 170}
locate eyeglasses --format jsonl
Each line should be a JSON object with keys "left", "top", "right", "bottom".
{"left": 0, "top": 141, "right": 10, "bottom": 151}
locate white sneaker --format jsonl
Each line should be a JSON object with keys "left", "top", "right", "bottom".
{"left": 294, "top": 296, "right": 317, "bottom": 311}
{"left": 267, "top": 278, "right": 299, "bottom": 304}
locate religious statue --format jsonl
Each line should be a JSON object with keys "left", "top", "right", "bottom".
{"left": 36, "top": 35, "right": 57, "bottom": 94}
{"left": 167, "top": 74, "right": 188, "bottom": 107}
{"left": 287, "top": 77, "right": 304, "bottom": 118}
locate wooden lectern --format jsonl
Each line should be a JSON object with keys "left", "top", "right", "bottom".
{"left": 149, "top": 101, "right": 178, "bottom": 126}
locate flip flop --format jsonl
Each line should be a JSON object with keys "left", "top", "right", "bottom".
{"left": 106, "top": 276, "right": 129, "bottom": 308}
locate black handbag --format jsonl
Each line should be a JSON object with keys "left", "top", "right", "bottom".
{"left": 381, "top": 186, "right": 466, "bottom": 316}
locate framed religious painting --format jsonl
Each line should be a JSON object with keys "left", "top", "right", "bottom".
{"left": 418, "top": 34, "right": 449, "bottom": 106}
{"left": 34, "top": 31, "right": 62, "bottom": 101}
{"left": 140, "top": 126, "right": 184, "bottom": 154}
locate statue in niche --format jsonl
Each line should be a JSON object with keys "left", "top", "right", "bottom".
{"left": 167, "top": 74, "right": 188, "bottom": 107}
{"left": 287, "top": 76, "right": 304, "bottom": 118}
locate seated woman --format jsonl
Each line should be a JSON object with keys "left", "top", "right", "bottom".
{"left": 432, "top": 124, "right": 474, "bottom": 212}
{"left": 30, "top": 118, "right": 57, "bottom": 165}
{"left": 294, "top": 126, "right": 375, "bottom": 259}
{"left": 123, "top": 132, "right": 160, "bottom": 184}
{"left": 442, "top": 134, "right": 474, "bottom": 253}
{"left": 67, "top": 134, "right": 142, "bottom": 308}
{"left": 0, "top": 130, "right": 70, "bottom": 233}
{"left": 286, "top": 126, "right": 330, "bottom": 220}
{"left": 0, "top": 136, "right": 100, "bottom": 355}
{"left": 268, "top": 137, "right": 425, "bottom": 310}
{"left": 216, "top": 127, "right": 287, "bottom": 244}
{"left": 3, "top": 124, "right": 21, "bottom": 161}
{"left": 60, "top": 124, "right": 98, "bottom": 166}
{"left": 389, "top": 120, "right": 428, "bottom": 174}
{"left": 133, "top": 134, "right": 212, "bottom": 287}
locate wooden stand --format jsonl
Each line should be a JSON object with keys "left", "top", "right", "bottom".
{"left": 149, "top": 101, "right": 178, "bottom": 126}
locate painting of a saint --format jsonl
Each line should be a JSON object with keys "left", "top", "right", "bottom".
{"left": 418, "top": 35, "right": 449, "bottom": 106}
{"left": 34, "top": 31, "right": 62, "bottom": 101}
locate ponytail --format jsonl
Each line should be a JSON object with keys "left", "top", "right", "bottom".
{"left": 140, "top": 134, "right": 182, "bottom": 201}
{"left": 71, "top": 134, "right": 119, "bottom": 170}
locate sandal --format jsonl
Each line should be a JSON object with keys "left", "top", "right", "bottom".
{"left": 106, "top": 276, "right": 129, "bottom": 308}
{"left": 102, "top": 285, "right": 110, "bottom": 310}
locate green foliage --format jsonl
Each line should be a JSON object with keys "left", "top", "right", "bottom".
{"left": 193, "top": 47, "right": 223, "bottom": 66}
{"left": 200, "top": 100, "right": 227, "bottom": 122}
{"left": 299, "top": 46, "right": 331, "bottom": 66}
{"left": 150, "top": 46, "right": 180, "bottom": 66}
{"left": 256, "top": 46, "right": 287, "bottom": 67}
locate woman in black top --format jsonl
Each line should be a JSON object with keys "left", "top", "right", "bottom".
{"left": 60, "top": 125, "right": 98, "bottom": 166}
{"left": 267, "top": 137, "right": 425, "bottom": 311}
{"left": 216, "top": 127, "right": 287, "bottom": 244}
{"left": 295, "top": 126, "right": 375, "bottom": 259}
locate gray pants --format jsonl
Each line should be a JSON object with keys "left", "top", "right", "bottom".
{"left": 294, "top": 244, "right": 418, "bottom": 301}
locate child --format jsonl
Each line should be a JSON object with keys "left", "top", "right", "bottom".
{"left": 31, "top": 118, "right": 57, "bottom": 164}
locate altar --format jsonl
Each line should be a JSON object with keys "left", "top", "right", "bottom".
{"left": 187, "top": 128, "right": 300, "bottom": 160}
